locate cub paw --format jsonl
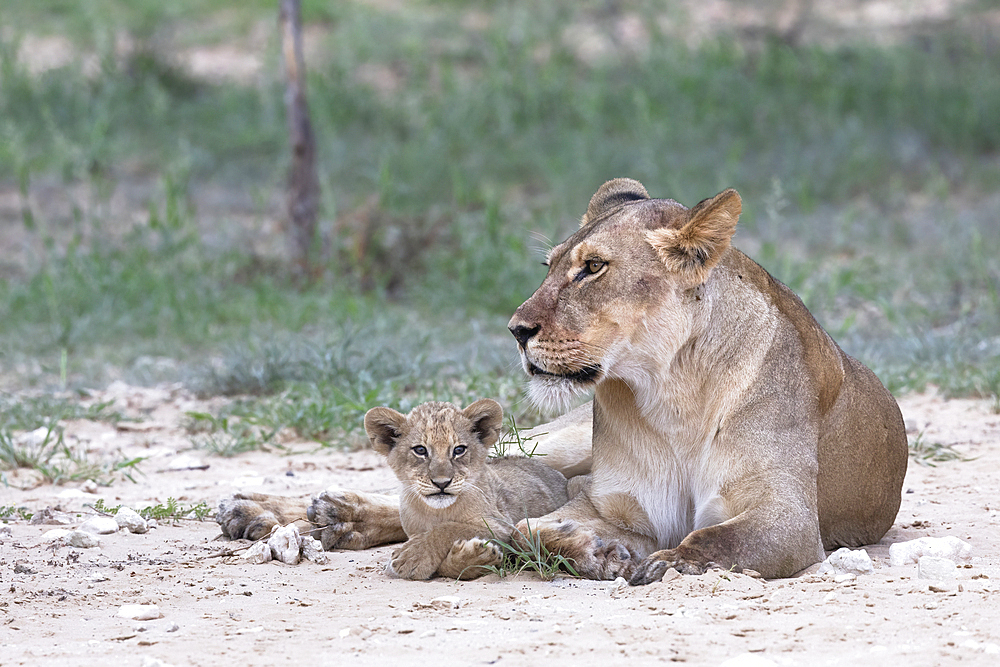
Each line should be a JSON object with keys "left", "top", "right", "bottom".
{"left": 216, "top": 496, "right": 278, "bottom": 541}
{"left": 437, "top": 538, "right": 502, "bottom": 580}
{"left": 386, "top": 537, "right": 441, "bottom": 580}
{"left": 513, "top": 518, "right": 634, "bottom": 580}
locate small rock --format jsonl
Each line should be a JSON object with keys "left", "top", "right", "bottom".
{"left": 242, "top": 540, "right": 272, "bottom": 564}
{"left": 146, "top": 519, "right": 158, "bottom": 530}
{"left": 818, "top": 547, "right": 874, "bottom": 576}
{"left": 40, "top": 528, "right": 71, "bottom": 542}
{"left": 162, "top": 454, "right": 208, "bottom": 472}
{"left": 268, "top": 524, "right": 301, "bottom": 565}
{"left": 114, "top": 507, "right": 148, "bottom": 534}
{"left": 67, "top": 530, "right": 100, "bottom": 548}
{"left": 81, "top": 479, "right": 99, "bottom": 494}
{"left": 608, "top": 577, "right": 629, "bottom": 598}
{"left": 57, "top": 489, "right": 96, "bottom": 499}
{"left": 117, "top": 604, "right": 163, "bottom": 621}
{"left": 301, "top": 536, "right": 330, "bottom": 564}
{"left": 429, "top": 595, "right": 462, "bottom": 610}
{"left": 918, "top": 556, "right": 957, "bottom": 580}
{"left": 889, "top": 536, "right": 972, "bottom": 567}
{"left": 79, "top": 516, "right": 119, "bottom": 535}
{"left": 30, "top": 508, "right": 73, "bottom": 525}
{"left": 719, "top": 654, "right": 778, "bottom": 667}
{"left": 834, "top": 573, "right": 857, "bottom": 584}
{"left": 141, "top": 658, "right": 177, "bottom": 667}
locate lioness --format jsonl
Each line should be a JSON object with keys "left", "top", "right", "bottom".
{"left": 506, "top": 178, "right": 908, "bottom": 583}
{"left": 365, "top": 399, "right": 568, "bottom": 579}
{"left": 217, "top": 179, "right": 907, "bottom": 584}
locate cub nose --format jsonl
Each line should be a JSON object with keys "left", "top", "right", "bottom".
{"left": 509, "top": 324, "right": 540, "bottom": 348}
{"left": 432, "top": 478, "right": 452, "bottom": 492}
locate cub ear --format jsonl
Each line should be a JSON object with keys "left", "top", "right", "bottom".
{"left": 462, "top": 399, "right": 504, "bottom": 449}
{"left": 581, "top": 178, "right": 650, "bottom": 227}
{"left": 646, "top": 188, "right": 741, "bottom": 284}
{"left": 364, "top": 407, "right": 408, "bottom": 456}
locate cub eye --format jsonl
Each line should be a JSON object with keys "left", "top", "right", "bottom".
{"left": 412, "top": 445, "right": 428, "bottom": 457}
{"left": 583, "top": 260, "right": 606, "bottom": 275}
{"left": 452, "top": 445, "right": 467, "bottom": 457}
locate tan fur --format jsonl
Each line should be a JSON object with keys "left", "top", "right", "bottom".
{"left": 365, "top": 400, "right": 569, "bottom": 580}
{"left": 507, "top": 178, "right": 908, "bottom": 582}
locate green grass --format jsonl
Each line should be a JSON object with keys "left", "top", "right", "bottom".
{"left": 0, "top": 0, "right": 998, "bottom": 428}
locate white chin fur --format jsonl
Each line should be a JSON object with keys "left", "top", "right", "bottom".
{"left": 527, "top": 375, "right": 590, "bottom": 414}
{"left": 422, "top": 494, "right": 458, "bottom": 509}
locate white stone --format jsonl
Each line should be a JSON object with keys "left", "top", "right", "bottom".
{"left": 114, "top": 507, "right": 148, "bottom": 534}
{"left": 79, "top": 516, "right": 119, "bottom": 535}
{"left": 242, "top": 540, "right": 272, "bottom": 564}
{"left": 889, "top": 536, "right": 972, "bottom": 567}
{"left": 918, "top": 556, "right": 957, "bottom": 580}
{"left": 40, "top": 528, "right": 71, "bottom": 542}
{"left": 719, "top": 654, "right": 778, "bottom": 667}
{"left": 301, "top": 536, "right": 330, "bottom": 564}
{"left": 267, "top": 524, "right": 301, "bottom": 564}
{"left": 81, "top": 479, "right": 99, "bottom": 494}
{"left": 817, "top": 547, "right": 874, "bottom": 575}
{"left": 429, "top": 595, "right": 462, "bottom": 610}
{"left": 117, "top": 604, "right": 163, "bottom": 620}
{"left": 67, "top": 530, "right": 100, "bottom": 548}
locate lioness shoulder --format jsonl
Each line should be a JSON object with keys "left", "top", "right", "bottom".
{"left": 364, "top": 399, "right": 568, "bottom": 579}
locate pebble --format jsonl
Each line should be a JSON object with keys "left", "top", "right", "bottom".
{"left": 242, "top": 540, "right": 272, "bottom": 564}
{"left": 889, "top": 536, "right": 972, "bottom": 567}
{"left": 268, "top": 524, "right": 301, "bottom": 565}
{"left": 719, "top": 654, "right": 778, "bottom": 667}
{"left": 40, "top": 528, "right": 72, "bottom": 542}
{"left": 81, "top": 479, "right": 99, "bottom": 494}
{"left": 79, "top": 516, "right": 120, "bottom": 535}
{"left": 117, "top": 604, "right": 163, "bottom": 621}
{"left": 301, "top": 536, "right": 330, "bottom": 564}
{"left": 429, "top": 595, "right": 462, "bottom": 610}
{"left": 918, "top": 556, "right": 957, "bottom": 580}
{"left": 114, "top": 507, "right": 149, "bottom": 534}
{"left": 67, "top": 530, "right": 101, "bottom": 548}
{"left": 818, "top": 547, "right": 874, "bottom": 576}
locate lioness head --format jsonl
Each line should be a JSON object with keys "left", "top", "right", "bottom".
{"left": 364, "top": 400, "right": 503, "bottom": 510}
{"left": 508, "top": 178, "right": 741, "bottom": 411}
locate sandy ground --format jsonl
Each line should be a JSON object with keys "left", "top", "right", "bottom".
{"left": 1, "top": 385, "right": 999, "bottom": 667}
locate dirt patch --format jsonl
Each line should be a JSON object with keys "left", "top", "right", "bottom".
{"left": 1, "top": 386, "right": 999, "bottom": 665}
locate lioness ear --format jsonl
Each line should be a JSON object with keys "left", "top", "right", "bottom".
{"left": 462, "top": 399, "right": 503, "bottom": 449}
{"left": 581, "top": 178, "right": 650, "bottom": 227}
{"left": 364, "top": 407, "right": 408, "bottom": 456}
{"left": 646, "top": 188, "right": 741, "bottom": 284}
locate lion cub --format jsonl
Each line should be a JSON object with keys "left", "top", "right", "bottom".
{"left": 365, "top": 399, "right": 568, "bottom": 580}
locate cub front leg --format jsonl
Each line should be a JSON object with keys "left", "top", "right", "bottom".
{"left": 308, "top": 488, "right": 406, "bottom": 550}
{"left": 387, "top": 522, "right": 492, "bottom": 580}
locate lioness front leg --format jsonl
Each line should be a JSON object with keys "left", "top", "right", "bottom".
{"left": 630, "top": 493, "right": 825, "bottom": 585}
{"left": 307, "top": 488, "right": 406, "bottom": 550}
{"left": 513, "top": 494, "right": 656, "bottom": 581}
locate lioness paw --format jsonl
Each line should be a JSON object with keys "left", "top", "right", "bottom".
{"left": 437, "top": 538, "right": 502, "bottom": 580}
{"left": 308, "top": 489, "right": 361, "bottom": 525}
{"left": 216, "top": 496, "right": 278, "bottom": 541}
{"left": 629, "top": 549, "right": 708, "bottom": 585}
{"left": 514, "top": 518, "right": 634, "bottom": 580}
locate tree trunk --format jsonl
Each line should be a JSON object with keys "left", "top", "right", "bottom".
{"left": 279, "top": 0, "right": 321, "bottom": 278}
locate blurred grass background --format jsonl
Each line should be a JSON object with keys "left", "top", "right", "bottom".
{"left": 1, "top": 0, "right": 998, "bottom": 447}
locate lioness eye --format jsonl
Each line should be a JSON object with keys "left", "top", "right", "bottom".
{"left": 585, "top": 260, "right": 605, "bottom": 274}
{"left": 452, "top": 445, "right": 467, "bottom": 457}
{"left": 412, "top": 445, "right": 428, "bottom": 457}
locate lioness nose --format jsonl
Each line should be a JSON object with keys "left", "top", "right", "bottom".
{"left": 509, "top": 324, "right": 540, "bottom": 348}
{"left": 432, "top": 478, "right": 452, "bottom": 491}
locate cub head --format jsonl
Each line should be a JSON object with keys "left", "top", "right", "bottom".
{"left": 364, "top": 399, "right": 503, "bottom": 510}
{"left": 508, "top": 178, "right": 742, "bottom": 411}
